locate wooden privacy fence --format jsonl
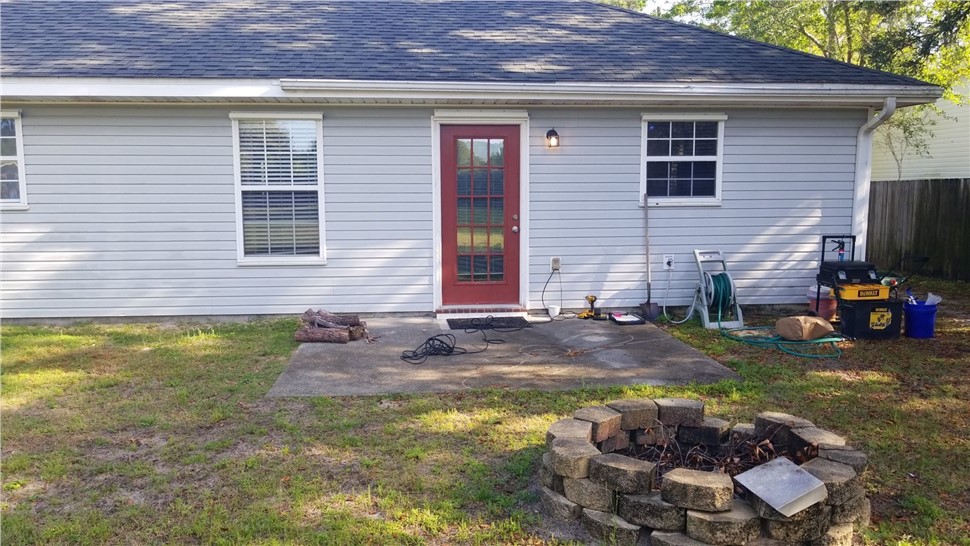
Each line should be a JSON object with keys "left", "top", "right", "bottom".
{"left": 867, "top": 178, "right": 970, "bottom": 281}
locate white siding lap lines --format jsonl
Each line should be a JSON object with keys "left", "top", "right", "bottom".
{"left": 0, "top": 106, "right": 435, "bottom": 318}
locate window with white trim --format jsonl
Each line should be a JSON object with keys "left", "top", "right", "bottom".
{"left": 1, "top": 112, "right": 28, "bottom": 210}
{"left": 231, "top": 113, "right": 325, "bottom": 264}
{"left": 641, "top": 114, "right": 726, "bottom": 206}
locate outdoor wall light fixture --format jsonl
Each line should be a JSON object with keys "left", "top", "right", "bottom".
{"left": 546, "top": 129, "right": 560, "bottom": 148}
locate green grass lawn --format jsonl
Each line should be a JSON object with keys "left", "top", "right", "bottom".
{"left": 2, "top": 277, "right": 968, "bottom": 545}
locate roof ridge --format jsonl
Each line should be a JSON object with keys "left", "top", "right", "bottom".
{"left": 582, "top": 0, "right": 930, "bottom": 88}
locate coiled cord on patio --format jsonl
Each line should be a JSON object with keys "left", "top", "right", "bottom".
{"left": 400, "top": 316, "right": 525, "bottom": 365}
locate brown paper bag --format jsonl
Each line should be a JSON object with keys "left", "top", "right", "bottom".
{"left": 775, "top": 316, "right": 835, "bottom": 341}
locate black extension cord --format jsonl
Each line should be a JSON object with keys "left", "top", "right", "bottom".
{"left": 400, "top": 315, "right": 526, "bottom": 365}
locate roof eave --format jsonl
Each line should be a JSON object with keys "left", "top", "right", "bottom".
{"left": 1, "top": 77, "right": 943, "bottom": 107}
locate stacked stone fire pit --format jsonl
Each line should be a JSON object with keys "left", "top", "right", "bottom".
{"left": 538, "top": 398, "right": 870, "bottom": 546}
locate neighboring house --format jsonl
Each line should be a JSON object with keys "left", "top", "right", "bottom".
{"left": 0, "top": 0, "right": 941, "bottom": 319}
{"left": 872, "top": 80, "right": 970, "bottom": 181}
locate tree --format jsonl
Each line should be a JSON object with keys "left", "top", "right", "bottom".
{"left": 652, "top": 1, "right": 969, "bottom": 177}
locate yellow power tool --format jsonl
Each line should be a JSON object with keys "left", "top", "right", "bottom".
{"left": 577, "top": 295, "right": 598, "bottom": 319}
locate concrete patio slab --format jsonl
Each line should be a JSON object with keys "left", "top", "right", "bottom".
{"left": 267, "top": 317, "right": 739, "bottom": 397}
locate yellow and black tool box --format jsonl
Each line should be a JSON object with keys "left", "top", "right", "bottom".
{"left": 836, "top": 283, "right": 891, "bottom": 301}
{"left": 840, "top": 300, "right": 901, "bottom": 339}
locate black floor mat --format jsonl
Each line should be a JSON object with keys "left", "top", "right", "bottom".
{"left": 447, "top": 316, "right": 530, "bottom": 331}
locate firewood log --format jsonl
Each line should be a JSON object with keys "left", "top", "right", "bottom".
{"left": 294, "top": 326, "right": 350, "bottom": 343}
{"left": 301, "top": 309, "right": 362, "bottom": 326}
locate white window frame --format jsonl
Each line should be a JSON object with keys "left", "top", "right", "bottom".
{"left": 230, "top": 111, "right": 326, "bottom": 266}
{"left": 640, "top": 113, "right": 727, "bottom": 207}
{"left": 1, "top": 111, "right": 29, "bottom": 211}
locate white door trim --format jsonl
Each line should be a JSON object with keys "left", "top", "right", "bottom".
{"left": 431, "top": 109, "right": 530, "bottom": 311}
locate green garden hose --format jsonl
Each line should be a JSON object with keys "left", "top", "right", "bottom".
{"left": 720, "top": 326, "right": 843, "bottom": 359}
{"left": 707, "top": 272, "right": 842, "bottom": 359}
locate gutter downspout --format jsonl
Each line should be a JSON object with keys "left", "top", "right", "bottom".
{"left": 852, "top": 96, "right": 896, "bottom": 261}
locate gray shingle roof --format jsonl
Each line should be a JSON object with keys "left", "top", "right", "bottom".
{"left": 0, "top": 0, "right": 931, "bottom": 87}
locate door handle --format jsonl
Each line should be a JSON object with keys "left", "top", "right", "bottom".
{"left": 511, "top": 226, "right": 519, "bottom": 233}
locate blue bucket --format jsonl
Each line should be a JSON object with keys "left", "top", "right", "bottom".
{"left": 904, "top": 302, "right": 937, "bottom": 339}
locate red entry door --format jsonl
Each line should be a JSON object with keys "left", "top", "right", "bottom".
{"left": 441, "top": 125, "right": 520, "bottom": 306}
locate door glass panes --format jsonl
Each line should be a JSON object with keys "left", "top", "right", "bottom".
{"left": 457, "top": 169, "right": 471, "bottom": 195}
{"left": 490, "top": 256, "right": 504, "bottom": 281}
{"left": 472, "top": 139, "right": 488, "bottom": 166}
{"left": 457, "top": 227, "right": 471, "bottom": 253}
{"left": 457, "top": 198, "right": 471, "bottom": 224}
{"left": 454, "top": 137, "right": 507, "bottom": 282}
{"left": 457, "top": 255, "right": 472, "bottom": 281}
{"left": 473, "top": 169, "right": 488, "bottom": 195}
{"left": 457, "top": 139, "right": 472, "bottom": 166}
{"left": 490, "top": 170, "right": 504, "bottom": 194}
{"left": 489, "top": 139, "right": 504, "bottom": 166}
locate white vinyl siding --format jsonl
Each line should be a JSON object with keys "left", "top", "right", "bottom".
{"left": 871, "top": 81, "right": 970, "bottom": 181}
{"left": 1, "top": 111, "right": 29, "bottom": 210}
{"left": 230, "top": 113, "right": 325, "bottom": 264}
{"left": 0, "top": 104, "right": 867, "bottom": 319}
{"left": 1, "top": 106, "right": 433, "bottom": 318}
{"left": 529, "top": 108, "right": 865, "bottom": 309}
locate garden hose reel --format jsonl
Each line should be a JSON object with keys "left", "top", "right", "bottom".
{"left": 691, "top": 249, "right": 744, "bottom": 329}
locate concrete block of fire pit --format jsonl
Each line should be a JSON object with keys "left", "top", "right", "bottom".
{"left": 564, "top": 477, "right": 615, "bottom": 512}
{"left": 745, "top": 539, "right": 789, "bottom": 546}
{"left": 539, "top": 453, "right": 564, "bottom": 494}
{"left": 618, "top": 491, "right": 686, "bottom": 531}
{"left": 654, "top": 398, "right": 705, "bottom": 427}
{"left": 574, "top": 406, "right": 623, "bottom": 442}
{"left": 790, "top": 427, "right": 846, "bottom": 454}
{"left": 817, "top": 444, "right": 869, "bottom": 474}
{"left": 733, "top": 457, "right": 827, "bottom": 517}
{"left": 545, "top": 418, "right": 593, "bottom": 449}
{"left": 607, "top": 398, "right": 660, "bottom": 430}
{"left": 549, "top": 438, "right": 602, "bottom": 479}
{"left": 729, "top": 423, "right": 756, "bottom": 444}
{"left": 599, "top": 431, "right": 631, "bottom": 454}
{"left": 678, "top": 417, "right": 730, "bottom": 447}
{"left": 831, "top": 494, "right": 870, "bottom": 526}
{"left": 856, "top": 496, "right": 871, "bottom": 529}
{"left": 753, "top": 412, "right": 814, "bottom": 448}
{"left": 762, "top": 504, "right": 832, "bottom": 542}
{"left": 540, "top": 485, "right": 582, "bottom": 520}
{"left": 686, "top": 499, "right": 760, "bottom": 545}
{"left": 661, "top": 468, "right": 734, "bottom": 512}
{"left": 635, "top": 425, "right": 675, "bottom": 446}
{"left": 581, "top": 508, "right": 641, "bottom": 546}
{"left": 800, "top": 458, "right": 864, "bottom": 506}
{"left": 650, "top": 530, "right": 714, "bottom": 546}
{"left": 589, "top": 453, "right": 656, "bottom": 494}
{"left": 806, "top": 522, "right": 854, "bottom": 546}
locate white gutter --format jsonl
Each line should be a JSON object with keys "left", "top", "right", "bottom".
{"left": 852, "top": 96, "right": 897, "bottom": 260}
{"left": 0, "top": 77, "right": 942, "bottom": 107}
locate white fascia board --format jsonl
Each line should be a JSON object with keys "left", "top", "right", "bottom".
{"left": 2, "top": 78, "right": 287, "bottom": 100}
{"left": 2, "top": 77, "right": 942, "bottom": 107}
{"left": 281, "top": 79, "right": 942, "bottom": 106}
